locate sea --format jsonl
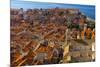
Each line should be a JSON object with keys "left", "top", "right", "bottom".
{"left": 11, "top": 0, "right": 95, "bottom": 20}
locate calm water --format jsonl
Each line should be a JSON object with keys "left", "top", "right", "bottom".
{"left": 11, "top": 0, "right": 95, "bottom": 19}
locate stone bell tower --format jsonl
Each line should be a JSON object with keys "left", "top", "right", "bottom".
{"left": 62, "top": 29, "right": 71, "bottom": 63}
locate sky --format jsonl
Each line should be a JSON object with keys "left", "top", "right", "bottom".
{"left": 11, "top": 0, "right": 95, "bottom": 19}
